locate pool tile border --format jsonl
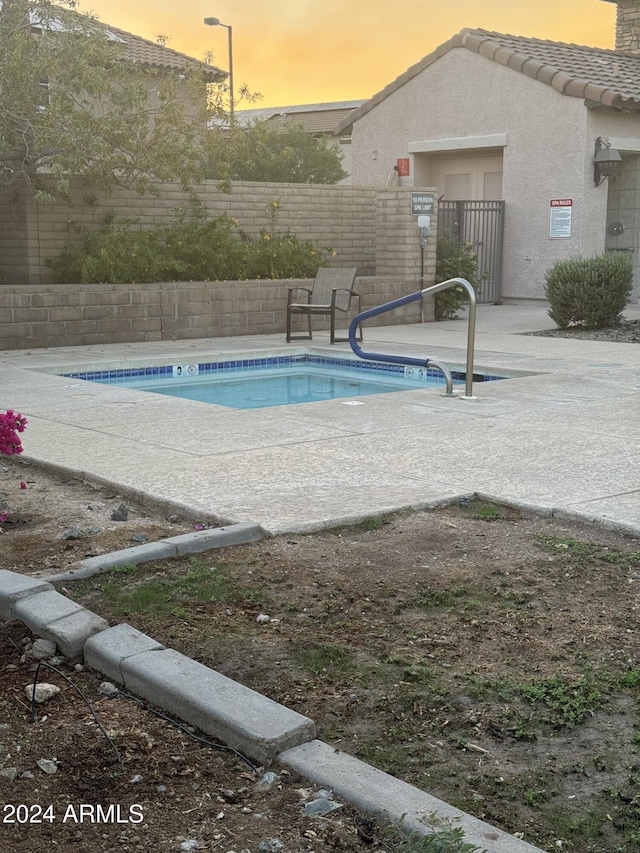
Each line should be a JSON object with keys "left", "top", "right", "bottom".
{"left": 61, "top": 354, "right": 504, "bottom": 385}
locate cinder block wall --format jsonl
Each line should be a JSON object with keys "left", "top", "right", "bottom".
{"left": 0, "top": 276, "right": 427, "bottom": 350}
{"left": 1, "top": 179, "right": 386, "bottom": 285}
{"left": 0, "top": 179, "right": 437, "bottom": 286}
{"left": 0, "top": 179, "right": 438, "bottom": 348}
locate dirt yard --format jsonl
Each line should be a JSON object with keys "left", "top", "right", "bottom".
{"left": 1, "top": 458, "right": 640, "bottom": 853}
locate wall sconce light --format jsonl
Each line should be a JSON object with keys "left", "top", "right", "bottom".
{"left": 594, "top": 137, "right": 622, "bottom": 187}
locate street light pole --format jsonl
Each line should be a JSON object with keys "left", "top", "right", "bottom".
{"left": 204, "top": 16, "right": 234, "bottom": 125}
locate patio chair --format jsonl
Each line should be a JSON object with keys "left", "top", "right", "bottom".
{"left": 286, "top": 267, "right": 362, "bottom": 344}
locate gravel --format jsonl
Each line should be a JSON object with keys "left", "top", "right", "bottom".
{"left": 526, "top": 317, "right": 640, "bottom": 343}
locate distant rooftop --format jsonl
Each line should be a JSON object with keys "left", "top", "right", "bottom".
{"left": 233, "top": 100, "right": 365, "bottom": 134}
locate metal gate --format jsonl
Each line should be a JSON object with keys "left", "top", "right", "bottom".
{"left": 438, "top": 200, "right": 505, "bottom": 304}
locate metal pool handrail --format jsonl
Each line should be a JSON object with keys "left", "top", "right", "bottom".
{"left": 348, "top": 277, "right": 477, "bottom": 399}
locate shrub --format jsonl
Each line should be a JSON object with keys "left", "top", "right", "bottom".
{"left": 244, "top": 230, "right": 328, "bottom": 279}
{"left": 48, "top": 209, "right": 330, "bottom": 284}
{"left": 434, "top": 234, "right": 479, "bottom": 321}
{"left": 49, "top": 218, "right": 170, "bottom": 284}
{"left": 544, "top": 252, "right": 633, "bottom": 329}
{"left": 159, "top": 211, "right": 248, "bottom": 282}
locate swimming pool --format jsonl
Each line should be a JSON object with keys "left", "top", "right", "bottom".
{"left": 62, "top": 353, "right": 504, "bottom": 410}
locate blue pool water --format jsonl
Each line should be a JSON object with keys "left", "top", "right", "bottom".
{"left": 64, "top": 354, "right": 502, "bottom": 410}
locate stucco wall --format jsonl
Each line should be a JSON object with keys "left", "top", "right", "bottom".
{"left": 350, "top": 48, "right": 640, "bottom": 300}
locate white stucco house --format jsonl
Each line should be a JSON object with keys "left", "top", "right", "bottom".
{"left": 335, "top": 0, "right": 640, "bottom": 303}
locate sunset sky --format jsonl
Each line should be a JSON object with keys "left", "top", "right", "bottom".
{"left": 82, "top": 0, "right": 616, "bottom": 107}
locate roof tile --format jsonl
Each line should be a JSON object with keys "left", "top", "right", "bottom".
{"left": 106, "top": 23, "right": 225, "bottom": 82}
{"left": 334, "top": 27, "right": 640, "bottom": 134}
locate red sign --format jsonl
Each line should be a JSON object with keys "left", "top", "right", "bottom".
{"left": 550, "top": 199, "right": 573, "bottom": 207}
{"left": 396, "top": 158, "right": 410, "bottom": 177}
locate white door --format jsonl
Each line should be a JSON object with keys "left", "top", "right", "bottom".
{"left": 436, "top": 154, "right": 503, "bottom": 201}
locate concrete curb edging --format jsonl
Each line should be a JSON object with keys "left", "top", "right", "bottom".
{"left": 0, "top": 570, "right": 108, "bottom": 657}
{"left": 84, "top": 624, "right": 316, "bottom": 767}
{"left": 279, "top": 739, "right": 543, "bottom": 853}
{"left": 0, "top": 569, "right": 546, "bottom": 852}
{"left": 42, "top": 522, "right": 267, "bottom": 584}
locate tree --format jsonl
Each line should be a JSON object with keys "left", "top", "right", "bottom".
{"left": 0, "top": 0, "right": 217, "bottom": 198}
{"left": 204, "top": 121, "right": 348, "bottom": 185}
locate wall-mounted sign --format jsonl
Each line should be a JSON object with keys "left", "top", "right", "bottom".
{"left": 411, "top": 192, "right": 436, "bottom": 215}
{"left": 397, "top": 158, "right": 410, "bottom": 177}
{"left": 549, "top": 198, "right": 573, "bottom": 238}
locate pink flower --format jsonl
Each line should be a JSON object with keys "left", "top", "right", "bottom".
{"left": 0, "top": 409, "right": 27, "bottom": 456}
{"left": 0, "top": 511, "right": 8, "bottom": 523}
{"left": 20, "top": 481, "right": 27, "bottom": 490}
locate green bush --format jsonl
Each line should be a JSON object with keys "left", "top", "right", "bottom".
{"left": 544, "top": 252, "right": 633, "bottom": 329}
{"left": 50, "top": 219, "right": 169, "bottom": 285}
{"left": 244, "top": 230, "right": 328, "bottom": 279}
{"left": 160, "top": 210, "right": 248, "bottom": 282}
{"left": 47, "top": 209, "right": 330, "bottom": 284}
{"left": 434, "top": 234, "right": 479, "bottom": 321}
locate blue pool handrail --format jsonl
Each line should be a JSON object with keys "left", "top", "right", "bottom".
{"left": 348, "top": 277, "right": 477, "bottom": 399}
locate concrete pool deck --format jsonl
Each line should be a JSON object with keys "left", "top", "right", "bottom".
{"left": 2, "top": 302, "right": 639, "bottom": 536}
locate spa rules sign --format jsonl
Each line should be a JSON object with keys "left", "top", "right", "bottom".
{"left": 549, "top": 199, "right": 573, "bottom": 238}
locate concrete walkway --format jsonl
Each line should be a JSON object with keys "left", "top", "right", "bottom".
{"left": 1, "top": 302, "right": 639, "bottom": 535}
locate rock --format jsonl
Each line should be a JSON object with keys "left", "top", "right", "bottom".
{"left": 254, "top": 771, "right": 278, "bottom": 792}
{"left": 98, "top": 681, "right": 120, "bottom": 698}
{"left": 111, "top": 503, "right": 129, "bottom": 521}
{"left": 31, "top": 639, "right": 57, "bottom": 660}
{"left": 0, "top": 768, "right": 18, "bottom": 782}
{"left": 314, "top": 789, "right": 333, "bottom": 800}
{"left": 304, "top": 799, "right": 343, "bottom": 817}
{"left": 61, "top": 526, "right": 83, "bottom": 540}
{"left": 131, "top": 533, "right": 149, "bottom": 543}
{"left": 218, "top": 789, "right": 239, "bottom": 803}
{"left": 129, "top": 774, "right": 143, "bottom": 784}
{"left": 258, "top": 841, "right": 284, "bottom": 853}
{"left": 256, "top": 614, "right": 271, "bottom": 624}
{"left": 178, "top": 842, "right": 200, "bottom": 852}
{"left": 20, "top": 771, "right": 34, "bottom": 780}
{"left": 303, "top": 794, "right": 344, "bottom": 817}
{"left": 24, "top": 683, "right": 61, "bottom": 704}
{"left": 36, "top": 758, "right": 58, "bottom": 774}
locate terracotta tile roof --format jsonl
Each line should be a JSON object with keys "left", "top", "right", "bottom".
{"left": 334, "top": 28, "right": 640, "bottom": 134}
{"left": 104, "top": 23, "right": 226, "bottom": 83}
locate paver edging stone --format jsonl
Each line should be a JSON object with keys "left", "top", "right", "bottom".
{"left": 42, "top": 522, "right": 267, "bottom": 584}
{"left": 279, "top": 739, "right": 546, "bottom": 853}
{"left": 84, "top": 624, "right": 316, "bottom": 767}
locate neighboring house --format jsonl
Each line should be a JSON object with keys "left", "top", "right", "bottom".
{"left": 102, "top": 23, "right": 226, "bottom": 85}
{"left": 335, "top": 0, "right": 640, "bottom": 302}
{"left": 0, "top": 1, "right": 225, "bottom": 81}
{"left": 232, "top": 101, "right": 364, "bottom": 183}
